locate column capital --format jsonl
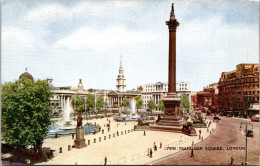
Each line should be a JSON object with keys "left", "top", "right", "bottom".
{"left": 166, "top": 19, "right": 179, "bottom": 32}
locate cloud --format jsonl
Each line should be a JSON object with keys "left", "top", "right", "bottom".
{"left": 54, "top": 26, "right": 157, "bottom": 50}
{"left": 2, "top": 26, "right": 35, "bottom": 44}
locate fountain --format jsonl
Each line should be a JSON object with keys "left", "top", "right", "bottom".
{"left": 59, "top": 97, "right": 75, "bottom": 130}
{"left": 48, "top": 97, "right": 99, "bottom": 135}
{"left": 130, "top": 98, "right": 140, "bottom": 119}
{"left": 114, "top": 98, "right": 154, "bottom": 122}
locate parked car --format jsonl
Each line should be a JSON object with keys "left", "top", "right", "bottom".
{"left": 246, "top": 129, "right": 253, "bottom": 137}
{"left": 213, "top": 116, "right": 221, "bottom": 120}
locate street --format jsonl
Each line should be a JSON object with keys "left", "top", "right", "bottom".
{"left": 150, "top": 116, "right": 259, "bottom": 165}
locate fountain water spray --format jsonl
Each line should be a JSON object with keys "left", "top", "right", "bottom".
{"left": 131, "top": 98, "right": 136, "bottom": 115}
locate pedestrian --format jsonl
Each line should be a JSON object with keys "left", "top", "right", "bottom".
{"left": 150, "top": 148, "right": 153, "bottom": 158}
{"left": 199, "top": 129, "right": 201, "bottom": 135}
{"left": 160, "top": 142, "right": 162, "bottom": 149}
{"left": 155, "top": 145, "right": 157, "bottom": 151}
{"left": 144, "top": 130, "right": 146, "bottom": 136}
{"left": 104, "top": 156, "right": 107, "bottom": 165}
{"left": 153, "top": 142, "right": 156, "bottom": 147}
{"left": 231, "top": 156, "right": 234, "bottom": 165}
{"left": 190, "top": 148, "right": 194, "bottom": 157}
{"left": 202, "top": 136, "right": 203, "bottom": 141}
{"left": 241, "top": 162, "right": 244, "bottom": 165}
{"left": 199, "top": 134, "right": 201, "bottom": 140}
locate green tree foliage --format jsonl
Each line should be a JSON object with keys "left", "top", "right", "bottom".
{"left": 1, "top": 78, "right": 52, "bottom": 151}
{"left": 134, "top": 96, "right": 143, "bottom": 111}
{"left": 147, "top": 100, "right": 155, "bottom": 110}
{"left": 86, "top": 94, "right": 95, "bottom": 109}
{"left": 122, "top": 98, "right": 129, "bottom": 108}
{"left": 180, "top": 94, "right": 190, "bottom": 114}
{"left": 71, "top": 96, "right": 84, "bottom": 112}
{"left": 158, "top": 100, "right": 164, "bottom": 111}
{"left": 96, "top": 96, "right": 104, "bottom": 110}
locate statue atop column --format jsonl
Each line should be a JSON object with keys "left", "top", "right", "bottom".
{"left": 74, "top": 112, "right": 86, "bottom": 148}
{"left": 77, "top": 112, "right": 83, "bottom": 128}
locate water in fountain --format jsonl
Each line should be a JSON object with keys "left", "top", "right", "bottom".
{"left": 59, "top": 97, "right": 74, "bottom": 130}
{"left": 63, "top": 98, "right": 72, "bottom": 124}
{"left": 131, "top": 98, "right": 136, "bottom": 115}
{"left": 130, "top": 98, "right": 140, "bottom": 119}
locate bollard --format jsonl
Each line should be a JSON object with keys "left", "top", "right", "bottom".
{"left": 121, "top": 131, "right": 123, "bottom": 135}
{"left": 59, "top": 147, "right": 62, "bottom": 153}
{"left": 117, "top": 132, "right": 119, "bottom": 136}
{"left": 88, "top": 140, "right": 90, "bottom": 145}
{"left": 113, "top": 133, "right": 115, "bottom": 137}
{"left": 68, "top": 145, "right": 71, "bottom": 151}
{"left": 125, "top": 130, "right": 127, "bottom": 134}
{"left": 109, "top": 135, "right": 111, "bottom": 139}
{"left": 104, "top": 136, "right": 106, "bottom": 140}
{"left": 102, "top": 129, "right": 104, "bottom": 134}
{"left": 94, "top": 138, "right": 96, "bottom": 143}
{"left": 99, "top": 137, "right": 101, "bottom": 142}
{"left": 128, "top": 130, "right": 130, "bottom": 133}
{"left": 55, "top": 133, "right": 58, "bottom": 138}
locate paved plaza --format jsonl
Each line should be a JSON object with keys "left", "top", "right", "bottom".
{"left": 39, "top": 116, "right": 216, "bottom": 165}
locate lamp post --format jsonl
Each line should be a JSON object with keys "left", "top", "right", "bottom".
{"left": 240, "top": 121, "right": 253, "bottom": 165}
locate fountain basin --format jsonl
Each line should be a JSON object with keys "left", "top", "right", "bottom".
{"left": 48, "top": 125, "right": 97, "bottom": 135}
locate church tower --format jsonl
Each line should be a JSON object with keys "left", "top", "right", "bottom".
{"left": 116, "top": 55, "right": 126, "bottom": 92}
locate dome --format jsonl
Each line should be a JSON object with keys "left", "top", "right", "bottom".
{"left": 19, "top": 68, "right": 34, "bottom": 81}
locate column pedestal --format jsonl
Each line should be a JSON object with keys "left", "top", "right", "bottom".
{"left": 73, "top": 127, "right": 86, "bottom": 148}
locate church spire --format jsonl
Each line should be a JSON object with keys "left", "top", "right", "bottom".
{"left": 116, "top": 54, "right": 126, "bottom": 92}
{"left": 120, "top": 54, "right": 122, "bottom": 67}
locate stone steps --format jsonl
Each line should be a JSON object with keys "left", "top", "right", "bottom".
{"left": 149, "top": 125, "right": 183, "bottom": 133}
{"left": 157, "top": 121, "right": 185, "bottom": 126}
{"left": 160, "top": 117, "right": 183, "bottom": 121}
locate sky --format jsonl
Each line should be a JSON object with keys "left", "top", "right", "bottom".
{"left": 1, "top": 0, "right": 259, "bottom": 91}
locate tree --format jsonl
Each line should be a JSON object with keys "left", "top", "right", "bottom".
{"left": 134, "top": 96, "right": 143, "bottom": 111}
{"left": 155, "top": 101, "right": 164, "bottom": 111}
{"left": 122, "top": 98, "right": 129, "bottom": 110}
{"left": 180, "top": 94, "right": 190, "bottom": 115}
{"left": 147, "top": 100, "right": 155, "bottom": 111}
{"left": 158, "top": 100, "right": 164, "bottom": 111}
{"left": 96, "top": 96, "right": 104, "bottom": 111}
{"left": 71, "top": 96, "right": 84, "bottom": 112}
{"left": 86, "top": 94, "right": 95, "bottom": 111}
{"left": 1, "top": 78, "right": 52, "bottom": 153}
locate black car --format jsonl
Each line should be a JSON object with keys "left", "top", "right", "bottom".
{"left": 213, "top": 116, "right": 221, "bottom": 120}
{"left": 246, "top": 129, "right": 253, "bottom": 137}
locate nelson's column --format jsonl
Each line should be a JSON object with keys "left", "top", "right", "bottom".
{"left": 150, "top": 3, "right": 184, "bottom": 132}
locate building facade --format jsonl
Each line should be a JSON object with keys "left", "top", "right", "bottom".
{"left": 218, "top": 63, "right": 259, "bottom": 117}
{"left": 192, "top": 83, "right": 219, "bottom": 110}
{"left": 48, "top": 78, "right": 88, "bottom": 114}
{"left": 137, "top": 82, "right": 191, "bottom": 109}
